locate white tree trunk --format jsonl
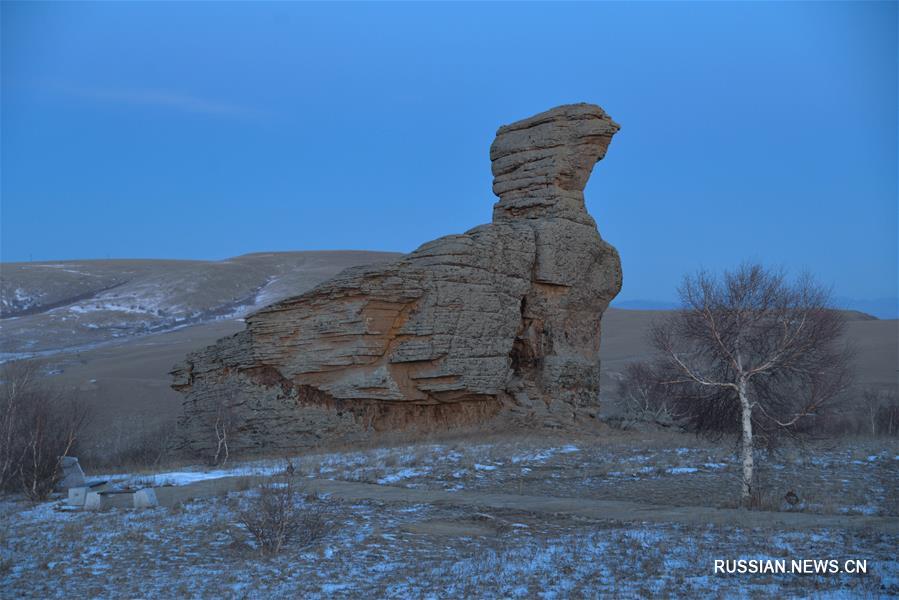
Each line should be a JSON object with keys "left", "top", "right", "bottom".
{"left": 214, "top": 416, "right": 229, "bottom": 465}
{"left": 738, "top": 379, "right": 754, "bottom": 506}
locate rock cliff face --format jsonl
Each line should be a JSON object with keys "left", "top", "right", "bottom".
{"left": 172, "top": 103, "right": 622, "bottom": 454}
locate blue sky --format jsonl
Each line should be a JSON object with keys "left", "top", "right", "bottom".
{"left": 2, "top": 1, "right": 896, "bottom": 304}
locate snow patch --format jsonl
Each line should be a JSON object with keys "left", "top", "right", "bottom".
{"left": 377, "top": 467, "right": 431, "bottom": 485}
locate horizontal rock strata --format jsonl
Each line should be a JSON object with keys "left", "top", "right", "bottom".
{"left": 172, "top": 103, "right": 622, "bottom": 455}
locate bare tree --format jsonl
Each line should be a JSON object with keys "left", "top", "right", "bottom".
{"left": 0, "top": 361, "right": 38, "bottom": 489}
{"left": 862, "top": 388, "right": 883, "bottom": 436}
{"left": 0, "top": 361, "right": 89, "bottom": 500}
{"left": 193, "top": 375, "right": 242, "bottom": 465}
{"left": 615, "top": 362, "right": 686, "bottom": 426}
{"left": 860, "top": 388, "right": 898, "bottom": 437}
{"left": 883, "top": 403, "right": 899, "bottom": 437}
{"left": 651, "top": 264, "right": 853, "bottom": 506}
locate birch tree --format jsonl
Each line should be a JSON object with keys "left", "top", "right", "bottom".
{"left": 196, "top": 375, "right": 242, "bottom": 465}
{"left": 0, "top": 361, "right": 89, "bottom": 499}
{"left": 861, "top": 388, "right": 898, "bottom": 436}
{"left": 651, "top": 264, "right": 853, "bottom": 506}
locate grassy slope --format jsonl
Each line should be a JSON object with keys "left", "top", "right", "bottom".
{"left": 37, "top": 308, "right": 897, "bottom": 447}
{"left": 3, "top": 255, "right": 894, "bottom": 442}
{"left": 0, "top": 251, "right": 401, "bottom": 356}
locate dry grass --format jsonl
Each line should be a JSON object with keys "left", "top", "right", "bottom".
{"left": 269, "top": 430, "right": 898, "bottom": 517}
{"left": 237, "top": 477, "right": 329, "bottom": 556}
{"left": 78, "top": 420, "right": 181, "bottom": 473}
{"left": 1, "top": 431, "right": 897, "bottom": 597}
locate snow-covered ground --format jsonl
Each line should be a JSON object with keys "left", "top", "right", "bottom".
{"left": 1, "top": 482, "right": 895, "bottom": 598}
{"left": 228, "top": 436, "right": 896, "bottom": 517}
{"left": 94, "top": 436, "right": 899, "bottom": 517}
{"left": 2, "top": 436, "right": 896, "bottom": 597}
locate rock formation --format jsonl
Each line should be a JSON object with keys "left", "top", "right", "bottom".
{"left": 172, "top": 103, "right": 622, "bottom": 454}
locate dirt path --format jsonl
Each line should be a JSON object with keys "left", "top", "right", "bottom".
{"left": 298, "top": 478, "right": 899, "bottom": 533}
{"left": 151, "top": 474, "right": 898, "bottom": 532}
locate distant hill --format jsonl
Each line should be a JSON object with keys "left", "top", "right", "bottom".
{"left": 614, "top": 297, "right": 896, "bottom": 319}
{"left": 833, "top": 297, "right": 898, "bottom": 320}
{"left": 598, "top": 308, "right": 897, "bottom": 416}
{"left": 611, "top": 299, "right": 679, "bottom": 311}
{"left": 0, "top": 251, "right": 401, "bottom": 360}
{"left": 1, "top": 254, "right": 894, "bottom": 454}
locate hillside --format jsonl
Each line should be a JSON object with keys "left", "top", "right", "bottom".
{"left": 0, "top": 251, "right": 401, "bottom": 360}
{"left": 598, "top": 308, "right": 898, "bottom": 398}
{"left": 1, "top": 255, "right": 895, "bottom": 451}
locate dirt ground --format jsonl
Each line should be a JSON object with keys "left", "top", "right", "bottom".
{"left": 2, "top": 431, "right": 897, "bottom": 598}
{"left": 301, "top": 432, "right": 898, "bottom": 518}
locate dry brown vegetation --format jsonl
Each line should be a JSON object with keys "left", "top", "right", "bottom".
{"left": 1, "top": 431, "right": 896, "bottom": 598}
{"left": 0, "top": 361, "right": 89, "bottom": 500}
{"left": 237, "top": 472, "right": 328, "bottom": 556}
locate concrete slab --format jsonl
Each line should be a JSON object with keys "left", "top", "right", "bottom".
{"left": 133, "top": 488, "right": 159, "bottom": 508}
{"left": 67, "top": 487, "right": 90, "bottom": 507}
{"left": 84, "top": 490, "right": 135, "bottom": 511}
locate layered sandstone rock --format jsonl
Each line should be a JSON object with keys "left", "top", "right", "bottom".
{"left": 172, "top": 103, "right": 622, "bottom": 454}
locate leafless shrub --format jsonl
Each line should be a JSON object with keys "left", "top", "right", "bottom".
{"left": 805, "top": 388, "right": 899, "bottom": 437}
{"left": 193, "top": 375, "right": 242, "bottom": 466}
{"left": 81, "top": 421, "right": 176, "bottom": 471}
{"left": 744, "top": 479, "right": 780, "bottom": 512}
{"left": 650, "top": 264, "right": 854, "bottom": 506}
{"left": 875, "top": 403, "right": 899, "bottom": 437}
{"left": 0, "top": 361, "right": 89, "bottom": 500}
{"left": 238, "top": 476, "right": 328, "bottom": 556}
{"left": 860, "top": 388, "right": 899, "bottom": 437}
{"left": 615, "top": 361, "right": 686, "bottom": 427}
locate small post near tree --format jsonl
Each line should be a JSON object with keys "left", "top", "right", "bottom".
{"left": 650, "top": 264, "right": 853, "bottom": 507}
